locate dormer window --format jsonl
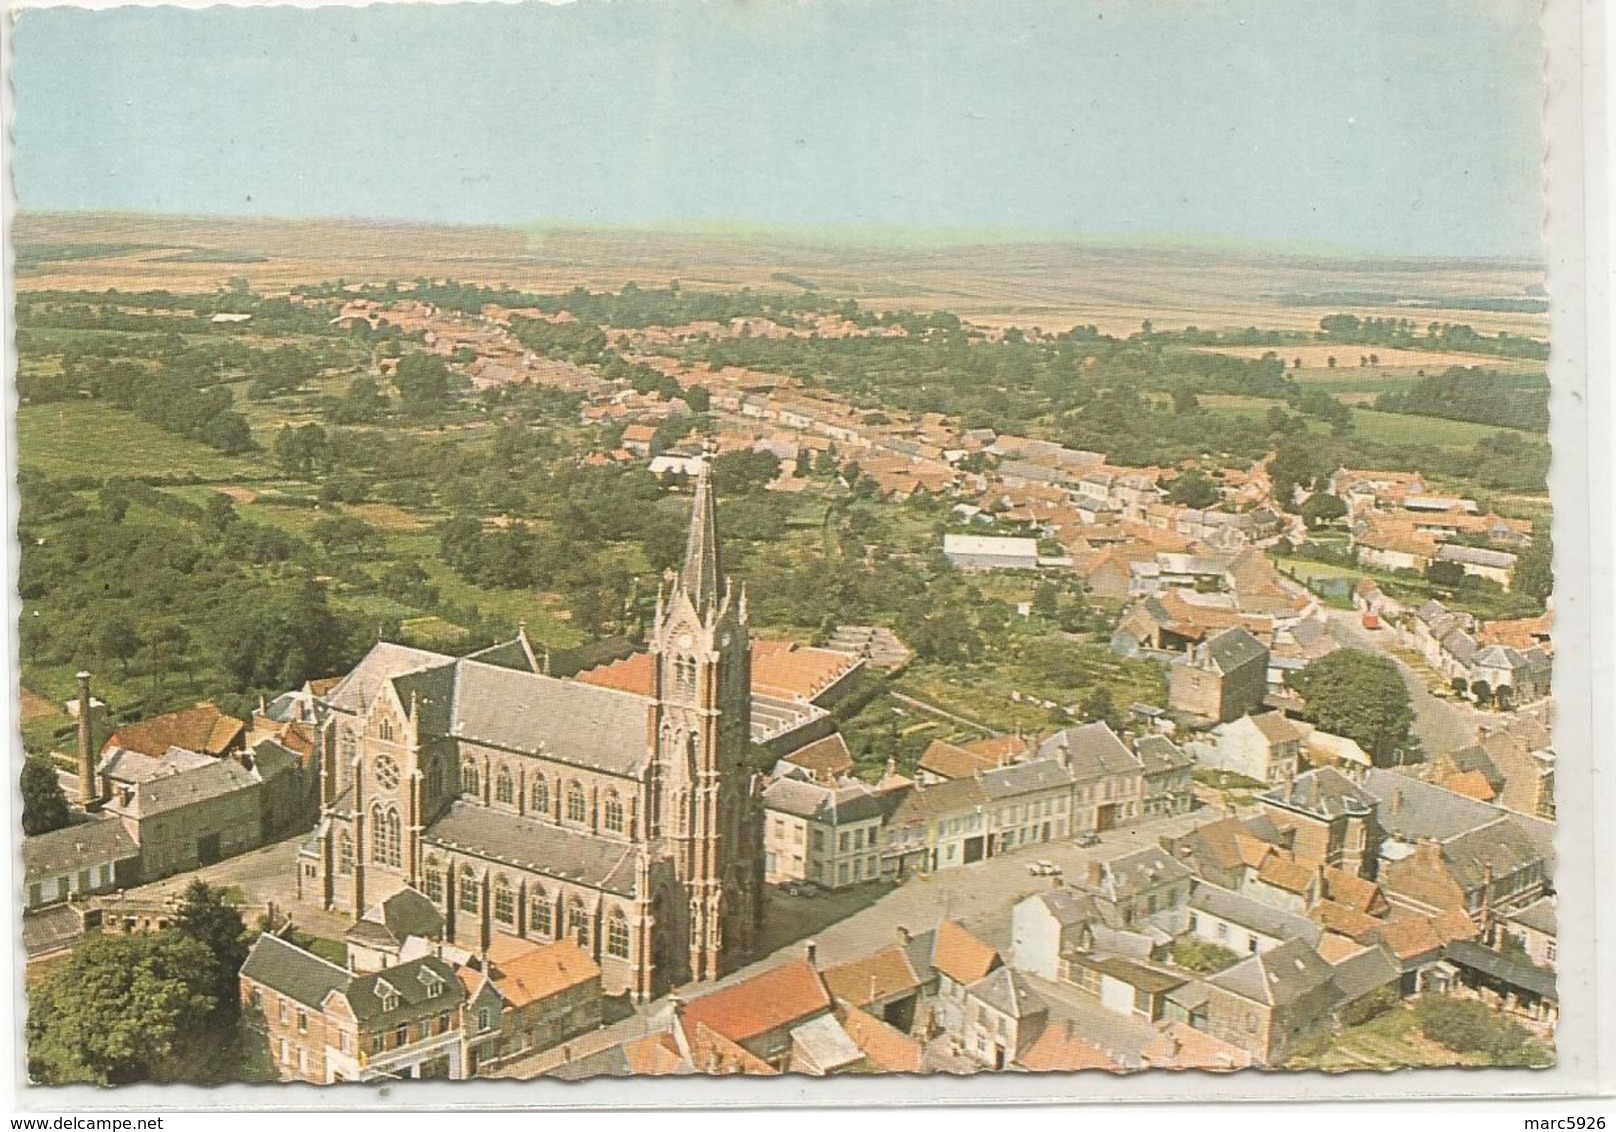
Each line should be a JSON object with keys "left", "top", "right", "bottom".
{"left": 418, "top": 968, "right": 444, "bottom": 999}
{"left": 375, "top": 979, "right": 399, "bottom": 1013}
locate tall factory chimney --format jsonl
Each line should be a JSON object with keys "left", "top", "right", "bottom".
{"left": 75, "top": 671, "right": 97, "bottom": 808}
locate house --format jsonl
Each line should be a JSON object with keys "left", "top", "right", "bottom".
{"left": 981, "top": 757, "right": 1078, "bottom": 857}
{"left": 1203, "top": 938, "right": 1343, "bottom": 1066}
{"left": 821, "top": 944, "right": 926, "bottom": 1032}
{"left": 1035, "top": 722, "right": 1146, "bottom": 833}
{"left": 908, "top": 920, "right": 1001, "bottom": 1037}
{"left": 620, "top": 424, "right": 661, "bottom": 458}
{"left": 774, "top": 732, "right": 856, "bottom": 783}
{"left": 1063, "top": 952, "right": 1189, "bottom": 1023}
{"left": 346, "top": 887, "right": 446, "bottom": 973}
{"left": 477, "top": 933, "right": 603, "bottom": 1066}
{"left": 1083, "top": 846, "right": 1196, "bottom": 932}
{"left": 1193, "top": 712, "right": 1305, "bottom": 785}
{"left": 1160, "top": 813, "right": 1293, "bottom": 892}
{"left": 762, "top": 772, "right": 895, "bottom": 890}
{"left": 1434, "top": 543, "right": 1518, "bottom": 590}
{"left": 1360, "top": 769, "right": 1554, "bottom": 928}
{"left": 104, "top": 702, "right": 247, "bottom": 760}
{"left": 1505, "top": 895, "right": 1556, "bottom": 970}
{"left": 22, "top": 815, "right": 140, "bottom": 911}
{"left": 97, "top": 745, "right": 265, "bottom": 882}
{"left": 1011, "top": 886, "right": 1107, "bottom": 981}
{"left": 942, "top": 534, "right": 1040, "bottom": 572}
{"left": 916, "top": 738, "right": 1014, "bottom": 784}
{"left": 1437, "top": 939, "right": 1557, "bottom": 1025}
{"left": 1135, "top": 735, "right": 1195, "bottom": 818}
{"left": 1016, "top": 1019, "right": 1123, "bottom": 1072}
{"left": 1257, "top": 767, "right": 1381, "bottom": 878}
{"left": 678, "top": 954, "right": 834, "bottom": 1070}
{"left": 1168, "top": 627, "right": 1270, "bottom": 723}
{"left": 1187, "top": 882, "right": 1324, "bottom": 959}
{"left": 835, "top": 1004, "right": 924, "bottom": 1074}
{"left": 240, "top": 933, "right": 473, "bottom": 1083}
{"left": 880, "top": 775, "right": 988, "bottom": 877}
{"left": 1326, "top": 942, "right": 1403, "bottom": 1015}
{"left": 956, "top": 967, "right": 1048, "bottom": 1069}
{"left": 1139, "top": 1022, "right": 1253, "bottom": 1071}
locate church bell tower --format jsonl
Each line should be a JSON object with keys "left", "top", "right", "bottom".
{"left": 649, "top": 462, "right": 759, "bottom": 983}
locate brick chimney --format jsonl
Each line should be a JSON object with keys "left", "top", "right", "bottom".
{"left": 895, "top": 926, "right": 911, "bottom": 945}
{"left": 75, "top": 672, "right": 97, "bottom": 809}
{"left": 805, "top": 939, "right": 818, "bottom": 967}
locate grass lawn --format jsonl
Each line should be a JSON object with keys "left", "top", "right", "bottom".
{"left": 1349, "top": 408, "right": 1535, "bottom": 449}
{"left": 18, "top": 401, "right": 260, "bottom": 481}
{"left": 1286, "top": 1005, "right": 1490, "bottom": 1071}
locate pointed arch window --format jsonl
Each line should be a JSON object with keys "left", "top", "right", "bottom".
{"left": 606, "top": 908, "right": 631, "bottom": 959}
{"left": 529, "top": 888, "right": 552, "bottom": 938}
{"left": 567, "top": 781, "right": 587, "bottom": 824}
{"left": 531, "top": 777, "right": 549, "bottom": 815}
{"left": 370, "top": 803, "right": 387, "bottom": 863}
{"left": 337, "top": 830, "right": 354, "bottom": 876}
{"left": 383, "top": 807, "right": 402, "bottom": 867}
{"left": 675, "top": 656, "right": 698, "bottom": 698}
{"left": 568, "top": 897, "right": 591, "bottom": 949}
{"left": 423, "top": 858, "right": 444, "bottom": 903}
{"left": 378, "top": 717, "right": 394, "bottom": 742}
{"left": 603, "top": 791, "right": 625, "bottom": 835}
{"left": 461, "top": 760, "right": 480, "bottom": 797}
{"left": 459, "top": 866, "right": 480, "bottom": 913}
{"left": 492, "top": 875, "right": 515, "bottom": 926}
{"left": 495, "top": 765, "right": 514, "bottom": 805}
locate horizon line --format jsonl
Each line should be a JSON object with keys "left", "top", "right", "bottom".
{"left": 15, "top": 207, "right": 1548, "bottom": 271}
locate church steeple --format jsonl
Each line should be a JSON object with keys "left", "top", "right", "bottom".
{"left": 678, "top": 461, "right": 723, "bottom": 621}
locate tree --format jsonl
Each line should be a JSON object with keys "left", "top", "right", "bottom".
{"left": 1081, "top": 686, "right": 1118, "bottom": 728}
{"left": 21, "top": 756, "right": 71, "bottom": 837}
{"left": 204, "top": 492, "right": 238, "bottom": 533}
{"left": 1168, "top": 470, "right": 1220, "bottom": 510}
{"left": 96, "top": 614, "right": 142, "bottom": 675}
{"left": 394, "top": 353, "right": 461, "bottom": 416}
{"left": 27, "top": 932, "right": 218, "bottom": 1084}
{"left": 1299, "top": 491, "right": 1348, "bottom": 529}
{"left": 1031, "top": 581, "right": 1062, "bottom": 620}
{"left": 172, "top": 881, "right": 251, "bottom": 1024}
{"left": 1514, "top": 531, "right": 1553, "bottom": 606}
{"left": 1425, "top": 560, "right": 1467, "bottom": 589}
{"left": 711, "top": 449, "right": 781, "bottom": 496}
{"left": 1286, "top": 649, "right": 1414, "bottom": 766}
{"left": 1470, "top": 679, "right": 1493, "bottom": 708}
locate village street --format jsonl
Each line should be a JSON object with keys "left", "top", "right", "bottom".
{"left": 488, "top": 804, "right": 1213, "bottom": 1078}
{"left": 1323, "top": 610, "right": 1488, "bottom": 760}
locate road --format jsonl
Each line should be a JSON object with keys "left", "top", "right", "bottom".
{"left": 490, "top": 805, "right": 1213, "bottom": 1078}
{"left": 1324, "top": 610, "right": 1485, "bottom": 760}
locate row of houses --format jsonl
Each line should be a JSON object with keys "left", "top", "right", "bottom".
{"left": 758, "top": 722, "right": 1197, "bottom": 892}
{"left": 1402, "top": 599, "right": 1553, "bottom": 707}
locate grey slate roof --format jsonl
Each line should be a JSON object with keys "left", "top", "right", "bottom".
{"left": 979, "top": 757, "right": 1075, "bottom": 799}
{"left": 763, "top": 776, "right": 889, "bottom": 826}
{"left": 1509, "top": 895, "right": 1556, "bottom": 938}
{"left": 323, "top": 641, "right": 457, "bottom": 716}
{"left": 346, "top": 955, "right": 468, "bottom": 1026}
{"left": 23, "top": 815, "right": 138, "bottom": 883}
{"left": 1189, "top": 883, "right": 1322, "bottom": 947}
{"left": 1362, "top": 769, "right": 1515, "bottom": 843}
{"left": 1260, "top": 767, "right": 1375, "bottom": 821}
{"left": 1209, "top": 938, "right": 1341, "bottom": 1009}
{"left": 351, "top": 886, "right": 444, "bottom": 949}
{"left": 1095, "top": 846, "right": 1194, "bottom": 900}
{"left": 465, "top": 636, "right": 540, "bottom": 673}
{"left": 1436, "top": 544, "right": 1518, "bottom": 570}
{"left": 1328, "top": 944, "right": 1401, "bottom": 1003}
{"left": 450, "top": 659, "right": 653, "bottom": 778}
{"left": 241, "top": 932, "right": 352, "bottom": 1010}
{"left": 1031, "top": 886, "right": 1105, "bottom": 929}
{"left": 1137, "top": 734, "right": 1202, "bottom": 779}
{"left": 1203, "top": 627, "right": 1270, "bottom": 674}
{"left": 1441, "top": 819, "right": 1545, "bottom": 891}
{"left": 1036, "top": 722, "right": 1143, "bottom": 783}
{"left": 1443, "top": 939, "right": 1557, "bottom": 1001}
{"left": 424, "top": 801, "right": 643, "bottom": 897}
{"left": 100, "top": 747, "right": 261, "bottom": 819}
{"left": 966, "top": 966, "right": 1047, "bottom": 1020}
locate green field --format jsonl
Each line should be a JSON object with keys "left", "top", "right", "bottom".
{"left": 18, "top": 401, "right": 260, "bottom": 481}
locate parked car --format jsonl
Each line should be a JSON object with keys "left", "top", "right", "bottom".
{"left": 1075, "top": 831, "right": 1102, "bottom": 848}
{"left": 1027, "top": 859, "right": 1062, "bottom": 876}
{"left": 783, "top": 880, "right": 820, "bottom": 898}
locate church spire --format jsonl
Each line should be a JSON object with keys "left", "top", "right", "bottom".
{"left": 678, "top": 461, "right": 723, "bottom": 620}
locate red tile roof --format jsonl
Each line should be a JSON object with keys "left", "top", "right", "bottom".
{"left": 1016, "top": 1022, "right": 1120, "bottom": 1072}
{"left": 931, "top": 921, "right": 1000, "bottom": 986}
{"left": 836, "top": 1005, "right": 922, "bottom": 1074}
{"left": 822, "top": 946, "right": 923, "bottom": 1008}
{"left": 105, "top": 703, "right": 246, "bottom": 759}
{"left": 679, "top": 959, "right": 831, "bottom": 1045}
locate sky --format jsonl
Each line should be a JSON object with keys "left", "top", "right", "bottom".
{"left": 12, "top": 0, "right": 1547, "bottom": 259}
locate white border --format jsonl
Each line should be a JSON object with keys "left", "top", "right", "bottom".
{"left": 0, "top": 0, "right": 1610, "bottom": 1111}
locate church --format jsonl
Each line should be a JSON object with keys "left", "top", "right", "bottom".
{"left": 296, "top": 467, "right": 765, "bottom": 1000}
